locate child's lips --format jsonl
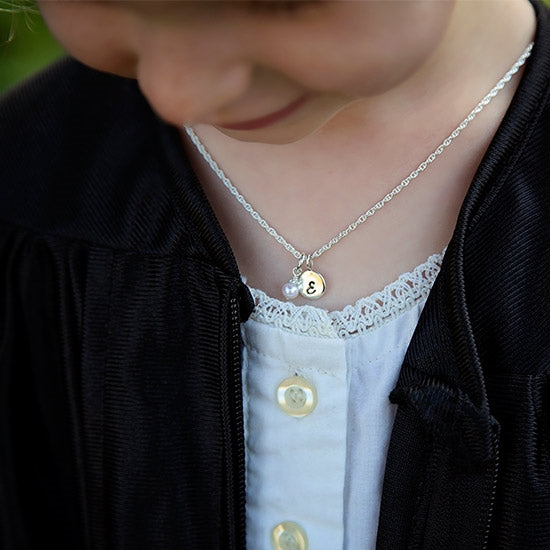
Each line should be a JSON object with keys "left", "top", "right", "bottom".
{"left": 215, "top": 95, "right": 309, "bottom": 131}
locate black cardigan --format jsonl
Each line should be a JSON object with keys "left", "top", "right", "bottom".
{"left": 1, "top": 4, "right": 549, "bottom": 549}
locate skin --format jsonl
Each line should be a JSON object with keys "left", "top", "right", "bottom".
{"left": 39, "top": 0, "right": 536, "bottom": 309}
{"left": 39, "top": 0, "right": 458, "bottom": 144}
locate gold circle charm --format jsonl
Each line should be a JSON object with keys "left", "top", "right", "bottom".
{"left": 299, "top": 270, "right": 326, "bottom": 300}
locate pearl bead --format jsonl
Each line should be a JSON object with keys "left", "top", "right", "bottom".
{"left": 282, "top": 281, "right": 299, "bottom": 300}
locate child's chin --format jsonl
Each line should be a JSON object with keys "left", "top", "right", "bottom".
{"left": 214, "top": 96, "right": 355, "bottom": 145}
{"left": 214, "top": 123, "right": 320, "bottom": 145}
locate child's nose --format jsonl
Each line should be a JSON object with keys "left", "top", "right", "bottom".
{"left": 136, "top": 49, "right": 253, "bottom": 128}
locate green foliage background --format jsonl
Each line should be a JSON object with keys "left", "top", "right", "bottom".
{"left": 1, "top": 1, "right": 550, "bottom": 95}
{"left": 0, "top": 8, "right": 63, "bottom": 93}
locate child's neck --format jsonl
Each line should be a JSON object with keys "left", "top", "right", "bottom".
{"left": 184, "top": 0, "right": 536, "bottom": 311}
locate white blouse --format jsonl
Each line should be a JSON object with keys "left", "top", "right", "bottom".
{"left": 241, "top": 251, "right": 443, "bottom": 550}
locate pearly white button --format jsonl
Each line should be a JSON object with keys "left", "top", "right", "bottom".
{"left": 271, "top": 521, "right": 308, "bottom": 550}
{"left": 276, "top": 376, "right": 317, "bottom": 417}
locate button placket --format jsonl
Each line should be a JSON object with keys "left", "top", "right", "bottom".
{"left": 242, "top": 319, "right": 347, "bottom": 550}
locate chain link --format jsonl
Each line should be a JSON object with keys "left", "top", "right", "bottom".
{"left": 186, "top": 42, "right": 533, "bottom": 263}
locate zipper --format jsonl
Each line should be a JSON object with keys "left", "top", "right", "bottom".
{"left": 222, "top": 295, "right": 247, "bottom": 549}
{"left": 446, "top": 242, "right": 500, "bottom": 549}
{"left": 481, "top": 427, "right": 500, "bottom": 550}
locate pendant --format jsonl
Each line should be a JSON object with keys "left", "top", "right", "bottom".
{"left": 282, "top": 257, "right": 326, "bottom": 300}
{"left": 299, "top": 270, "right": 326, "bottom": 299}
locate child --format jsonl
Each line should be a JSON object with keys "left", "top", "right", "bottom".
{"left": 1, "top": 1, "right": 549, "bottom": 548}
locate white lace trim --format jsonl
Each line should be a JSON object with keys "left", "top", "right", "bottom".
{"left": 247, "top": 251, "right": 444, "bottom": 339}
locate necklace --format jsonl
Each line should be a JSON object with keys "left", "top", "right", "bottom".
{"left": 186, "top": 42, "right": 533, "bottom": 301}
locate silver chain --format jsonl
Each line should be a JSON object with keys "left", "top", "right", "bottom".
{"left": 185, "top": 42, "right": 533, "bottom": 263}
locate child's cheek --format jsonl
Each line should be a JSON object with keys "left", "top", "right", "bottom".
{"left": 38, "top": 1, "right": 139, "bottom": 78}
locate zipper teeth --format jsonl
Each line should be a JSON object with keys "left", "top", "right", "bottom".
{"left": 230, "top": 296, "right": 247, "bottom": 547}
{"left": 481, "top": 429, "right": 500, "bottom": 549}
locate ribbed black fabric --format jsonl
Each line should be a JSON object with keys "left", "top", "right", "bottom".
{"left": 0, "top": 3, "right": 549, "bottom": 549}
{"left": 378, "top": 3, "right": 550, "bottom": 549}
{"left": 0, "top": 59, "right": 254, "bottom": 549}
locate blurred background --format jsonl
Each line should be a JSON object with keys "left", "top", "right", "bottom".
{"left": 0, "top": 6, "right": 63, "bottom": 93}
